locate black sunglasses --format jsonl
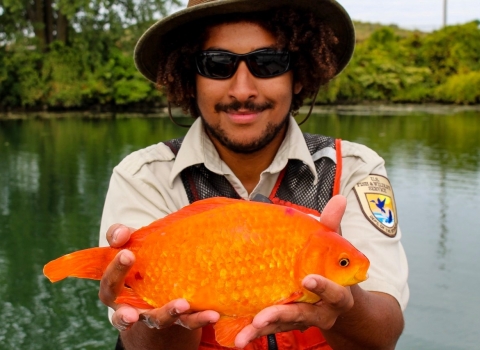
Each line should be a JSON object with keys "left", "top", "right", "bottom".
{"left": 195, "top": 49, "right": 291, "bottom": 79}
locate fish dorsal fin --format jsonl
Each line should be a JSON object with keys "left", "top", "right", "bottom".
{"left": 214, "top": 316, "right": 252, "bottom": 348}
{"left": 130, "top": 197, "right": 243, "bottom": 243}
{"left": 115, "top": 286, "right": 154, "bottom": 309}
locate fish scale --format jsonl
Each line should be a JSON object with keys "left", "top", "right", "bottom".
{"left": 130, "top": 201, "right": 316, "bottom": 314}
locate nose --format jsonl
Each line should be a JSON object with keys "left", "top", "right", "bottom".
{"left": 228, "top": 61, "right": 258, "bottom": 102}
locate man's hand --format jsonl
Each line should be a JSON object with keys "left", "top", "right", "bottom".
{"left": 98, "top": 224, "right": 220, "bottom": 333}
{"left": 234, "top": 275, "right": 354, "bottom": 348}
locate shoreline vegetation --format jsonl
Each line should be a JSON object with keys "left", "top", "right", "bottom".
{"left": 1, "top": 1, "right": 479, "bottom": 112}
{"left": 2, "top": 103, "right": 480, "bottom": 120}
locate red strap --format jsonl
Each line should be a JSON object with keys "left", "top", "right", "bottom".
{"left": 333, "top": 139, "right": 342, "bottom": 196}
{"left": 269, "top": 168, "right": 320, "bottom": 216}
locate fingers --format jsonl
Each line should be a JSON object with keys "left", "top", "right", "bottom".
{"left": 106, "top": 224, "right": 135, "bottom": 247}
{"left": 320, "top": 195, "right": 347, "bottom": 232}
{"left": 112, "top": 305, "right": 140, "bottom": 331}
{"left": 235, "top": 275, "right": 354, "bottom": 348}
{"left": 140, "top": 299, "right": 220, "bottom": 331}
{"left": 303, "top": 274, "right": 354, "bottom": 319}
{"left": 234, "top": 303, "right": 309, "bottom": 348}
{"left": 138, "top": 299, "right": 190, "bottom": 330}
{"left": 112, "top": 298, "right": 220, "bottom": 333}
{"left": 99, "top": 249, "right": 135, "bottom": 309}
{"left": 176, "top": 310, "right": 220, "bottom": 330}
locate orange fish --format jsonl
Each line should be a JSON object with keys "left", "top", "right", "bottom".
{"left": 44, "top": 197, "right": 369, "bottom": 347}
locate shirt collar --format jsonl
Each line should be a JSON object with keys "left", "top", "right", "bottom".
{"left": 272, "top": 116, "right": 318, "bottom": 184}
{"left": 168, "top": 116, "right": 318, "bottom": 187}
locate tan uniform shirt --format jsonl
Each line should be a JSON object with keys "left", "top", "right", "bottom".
{"left": 99, "top": 117, "right": 409, "bottom": 311}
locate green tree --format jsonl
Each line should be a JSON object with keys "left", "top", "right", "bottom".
{"left": 0, "top": 0, "right": 179, "bottom": 109}
{"left": 420, "top": 21, "right": 480, "bottom": 83}
{"left": 0, "top": 0, "right": 180, "bottom": 49}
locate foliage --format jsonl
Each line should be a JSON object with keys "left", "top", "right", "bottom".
{"left": 0, "top": 0, "right": 180, "bottom": 110}
{"left": 0, "top": 3, "right": 479, "bottom": 110}
{"left": 317, "top": 21, "right": 480, "bottom": 105}
{"left": 434, "top": 71, "right": 480, "bottom": 104}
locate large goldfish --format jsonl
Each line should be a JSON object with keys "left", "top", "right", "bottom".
{"left": 44, "top": 197, "right": 369, "bottom": 347}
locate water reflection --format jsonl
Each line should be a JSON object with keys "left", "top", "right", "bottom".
{"left": 437, "top": 169, "right": 449, "bottom": 267}
{"left": 0, "top": 112, "right": 479, "bottom": 349}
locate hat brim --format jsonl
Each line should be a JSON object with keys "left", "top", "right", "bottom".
{"left": 134, "top": 0, "right": 355, "bottom": 83}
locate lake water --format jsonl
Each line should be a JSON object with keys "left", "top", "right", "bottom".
{"left": 0, "top": 111, "right": 479, "bottom": 349}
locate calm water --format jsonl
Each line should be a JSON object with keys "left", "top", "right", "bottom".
{"left": 0, "top": 112, "right": 479, "bottom": 349}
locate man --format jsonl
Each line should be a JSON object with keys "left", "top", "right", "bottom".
{"left": 98, "top": 0, "right": 409, "bottom": 349}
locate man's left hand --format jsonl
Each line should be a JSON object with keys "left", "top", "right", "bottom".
{"left": 234, "top": 274, "right": 354, "bottom": 348}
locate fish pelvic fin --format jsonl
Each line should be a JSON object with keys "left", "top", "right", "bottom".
{"left": 274, "top": 291, "right": 304, "bottom": 305}
{"left": 43, "top": 247, "right": 117, "bottom": 283}
{"left": 214, "top": 315, "right": 253, "bottom": 348}
{"left": 115, "top": 287, "right": 153, "bottom": 309}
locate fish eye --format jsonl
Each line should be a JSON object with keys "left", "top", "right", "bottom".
{"left": 339, "top": 258, "right": 350, "bottom": 267}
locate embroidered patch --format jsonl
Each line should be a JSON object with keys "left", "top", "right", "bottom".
{"left": 353, "top": 175, "right": 398, "bottom": 237}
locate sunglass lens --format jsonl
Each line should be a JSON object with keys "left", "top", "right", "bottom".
{"left": 248, "top": 51, "right": 290, "bottom": 77}
{"left": 197, "top": 53, "right": 236, "bottom": 78}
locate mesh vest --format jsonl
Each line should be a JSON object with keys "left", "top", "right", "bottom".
{"left": 163, "top": 133, "right": 343, "bottom": 350}
{"left": 164, "top": 133, "right": 342, "bottom": 216}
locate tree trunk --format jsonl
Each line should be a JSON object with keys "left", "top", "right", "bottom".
{"left": 56, "top": 12, "right": 69, "bottom": 45}
{"left": 26, "top": 0, "right": 47, "bottom": 50}
{"left": 43, "top": 0, "right": 54, "bottom": 46}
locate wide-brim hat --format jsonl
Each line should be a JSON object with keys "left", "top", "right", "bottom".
{"left": 134, "top": 0, "right": 355, "bottom": 84}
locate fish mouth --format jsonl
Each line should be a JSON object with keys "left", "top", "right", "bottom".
{"left": 354, "top": 270, "right": 368, "bottom": 283}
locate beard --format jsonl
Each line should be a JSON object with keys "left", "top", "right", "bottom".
{"left": 201, "top": 100, "right": 290, "bottom": 154}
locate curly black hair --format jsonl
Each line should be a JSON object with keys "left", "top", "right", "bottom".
{"left": 156, "top": 7, "right": 339, "bottom": 118}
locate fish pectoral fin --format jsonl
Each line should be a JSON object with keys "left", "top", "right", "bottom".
{"left": 275, "top": 291, "right": 304, "bottom": 305}
{"left": 214, "top": 316, "right": 253, "bottom": 348}
{"left": 114, "top": 287, "right": 153, "bottom": 309}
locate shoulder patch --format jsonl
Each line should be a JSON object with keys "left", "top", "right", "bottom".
{"left": 353, "top": 175, "right": 398, "bottom": 237}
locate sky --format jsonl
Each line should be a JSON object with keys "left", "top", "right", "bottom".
{"left": 335, "top": 0, "right": 479, "bottom": 31}
{"left": 178, "top": 0, "right": 479, "bottom": 32}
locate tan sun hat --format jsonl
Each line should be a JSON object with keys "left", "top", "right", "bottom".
{"left": 134, "top": 0, "right": 355, "bottom": 84}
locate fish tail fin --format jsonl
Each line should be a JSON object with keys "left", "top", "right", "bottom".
{"left": 43, "top": 247, "right": 117, "bottom": 283}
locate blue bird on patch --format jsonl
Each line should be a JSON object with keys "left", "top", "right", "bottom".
{"left": 370, "top": 197, "right": 386, "bottom": 213}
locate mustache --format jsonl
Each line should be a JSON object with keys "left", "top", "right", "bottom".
{"left": 214, "top": 100, "right": 274, "bottom": 113}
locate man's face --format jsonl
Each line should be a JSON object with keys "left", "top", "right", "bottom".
{"left": 195, "top": 21, "right": 302, "bottom": 154}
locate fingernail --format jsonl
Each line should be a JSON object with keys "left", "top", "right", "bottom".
{"left": 119, "top": 251, "right": 132, "bottom": 266}
{"left": 112, "top": 227, "right": 122, "bottom": 244}
{"left": 304, "top": 278, "right": 317, "bottom": 289}
{"left": 169, "top": 308, "right": 181, "bottom": 316}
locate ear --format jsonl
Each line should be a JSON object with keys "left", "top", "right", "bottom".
{"left": 293, "top": 81, "right": 303, "bottom": 94}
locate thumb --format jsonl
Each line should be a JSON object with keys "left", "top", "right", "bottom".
{"left": 320, "top": 195, "right": 346, "bottom": 232}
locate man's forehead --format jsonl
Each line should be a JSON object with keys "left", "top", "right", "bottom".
{"left": 201, "top": 20, "right": 278, "bottom": 50}
{"left": 202, "top": 21, "right": 277, "bottom": 51}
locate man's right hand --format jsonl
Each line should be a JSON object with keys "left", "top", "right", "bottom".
{"left": 98, "top": 224, "right": 220, "bottom": 341}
